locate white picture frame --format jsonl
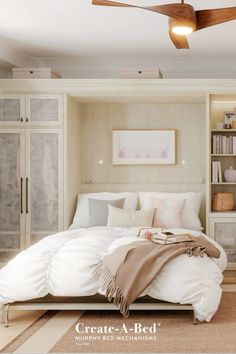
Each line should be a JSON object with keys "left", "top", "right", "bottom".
{"left": 112, "top": 129, "right": 176, "bottom": 165}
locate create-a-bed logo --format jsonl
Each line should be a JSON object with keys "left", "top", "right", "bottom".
{"left": 74, "top": 322, "right": 161, "bottom": 345}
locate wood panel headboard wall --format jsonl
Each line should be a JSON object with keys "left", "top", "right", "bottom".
{"left": 72, "top": 100, "right": 206, "bottom": 227}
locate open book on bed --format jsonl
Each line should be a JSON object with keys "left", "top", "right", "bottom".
{"left": 138, "top": 228, "right": 192, "bottom": 244}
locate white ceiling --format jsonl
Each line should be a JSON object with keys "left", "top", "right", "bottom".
{"left": 0, "top": 0, "right": 236, "bottom": 57}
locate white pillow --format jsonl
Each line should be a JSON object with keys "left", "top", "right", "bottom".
{"left": 70, "top": 192, "right": 138, "bottom": 229}
{"left": 107, "top": 205, "right": 155, "bottom": 228}
{"left": 139, "top": 192, "right": 203, "bottom": 231}
{"left": 151, "top": 197, "right": 185, "bottom": 229}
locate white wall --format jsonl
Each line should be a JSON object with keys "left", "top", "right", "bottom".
{"left": 43, "top": 56, "right": 236, "bottom": 79}
{"left": 2, "top": 55, "right": 236, "bottom": 79}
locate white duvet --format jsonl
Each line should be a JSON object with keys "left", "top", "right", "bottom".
{"left": 0, "top": 227, "right": 227, "bottom": 321}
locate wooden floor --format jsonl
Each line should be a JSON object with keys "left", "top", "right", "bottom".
{"left": 223, "top": 270, "right": 236, "bottom": 284}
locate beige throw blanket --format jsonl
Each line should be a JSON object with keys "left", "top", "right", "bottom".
{"left": 94, "top": 235, "right": 220, "bottom": 317}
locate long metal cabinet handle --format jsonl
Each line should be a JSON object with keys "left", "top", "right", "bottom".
{"left": 26, "top": 178, "right": 29, "bottom": 214}
{"left": 20, "top": 178, "right": 23, "bottom": 214}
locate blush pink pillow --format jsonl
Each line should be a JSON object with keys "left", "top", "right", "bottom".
{"left": 152, "top": 209, "right": 165, "bottom": 228}
{"left": 151, "top": 197, "right": 185, "bottom": 229}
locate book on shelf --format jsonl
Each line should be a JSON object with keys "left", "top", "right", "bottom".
{"left": 212, "top": 161, "right": 222, "bottom": 183}
{"left": 212, "top": 134, "right": 236, "bottom": 154}
{"left": 227, "top": 136, "right": 230, "bottom": 154}
{"left": 218, "top": 161, "right": 222, "bottom": 182}
{"left": 233, "top": 137, "right": 236, "bottom": 154}
{"left": 216, "top": 135, "right": 220, "bottom": 154}
{"left": 213, "top": 135, "right": 217, "bottom": 154}
{"left": 223, "top": 135, "right": 227, "bottom": 154}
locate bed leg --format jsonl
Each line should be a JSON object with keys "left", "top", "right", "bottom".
{"left": 1, "top": 305, "right": 5, "bottom": 324}
{"left": 193, "top": 311, "right": 197, "bottom": 325}
{"left": 4, "top": 304, "right": 10, "bottom": 327}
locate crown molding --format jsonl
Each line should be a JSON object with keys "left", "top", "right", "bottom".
{"left": 1, "top": 78, "right": 236, "bottom": 95}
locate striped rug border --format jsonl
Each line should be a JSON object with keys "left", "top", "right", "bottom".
{"left": 1, "top": 311, "right": 58, "bottom": 353}
{"left": 2, "top": 291, "right": 236, "bottom": 353}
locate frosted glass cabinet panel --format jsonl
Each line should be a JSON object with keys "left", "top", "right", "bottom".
{"left": 0, "top": 130, "right": 25, "bottom": 264}
{"left": 26, "top": 94, "right": 63, "bottom": 125}
{"left": 0, "top": 94, "right": 64, "bottom": 265}
{"left": 0, "top": 95, "right": 25, "bottom": 125}
{"left": 26, "top": 130, "right": 63, "bottom": 245}
{"left": 210, "top": 217, "right": 236, "bottom": 268}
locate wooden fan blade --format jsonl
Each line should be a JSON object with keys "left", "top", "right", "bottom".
{"left": 92, "top": 1, "right": 196, "bottom": 22}
{"left": 169, "top": 29, "right": 189, "bottom": 49}
{"left": 92, "top": 0, "right": 130, "bottom": 7}
{"left": 196, "top": 7, "right": 236, "bottom": 31}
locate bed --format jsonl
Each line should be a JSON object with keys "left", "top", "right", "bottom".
{"left": 0, "top": 192, "right": 228, "bottom": 326}
{"left": 0, "top": 226, "right": 227, "bottom": 327}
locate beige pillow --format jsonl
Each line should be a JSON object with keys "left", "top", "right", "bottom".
{"left": 151, "top": 197, "right": 185, "bottom": 229}
{"left": 107, "top": 205, "right": 155, "bottom": 228}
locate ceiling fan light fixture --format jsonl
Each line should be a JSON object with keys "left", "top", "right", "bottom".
{"left": 169, "top": 16, "right": 196, "bottom": 37}
{"left": 172, "top": 24, "right": 194, "bottom": 35}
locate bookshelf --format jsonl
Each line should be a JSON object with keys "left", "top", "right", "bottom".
{"left": 211, "top": 183, "right": 236, "bottom": 185}
{"left": 211, "top": 154, "right": 236, "bottom": 156}
{"left": 211, "top": 129, "right": 236, "bottom": 132}
{"left": 208, "top": 95, "right": 236, "bottom": 269}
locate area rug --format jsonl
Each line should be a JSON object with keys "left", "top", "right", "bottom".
{"left": 2, "top": 292, "right": 236, "bottom": 353}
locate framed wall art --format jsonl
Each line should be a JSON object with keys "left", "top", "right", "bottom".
{"left": 112, "top": 129, "right": 176, "bottom": 165}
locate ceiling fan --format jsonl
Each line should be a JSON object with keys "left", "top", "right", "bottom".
{"left": 92, "top": 0, "right": 236, "bottom": 49}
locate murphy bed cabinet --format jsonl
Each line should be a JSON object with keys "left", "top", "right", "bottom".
{"left": 0, "top": 94, "right": 66, "bottom": 265}
{"left": 1, "top": 80, "right": 236, "bottom": 274}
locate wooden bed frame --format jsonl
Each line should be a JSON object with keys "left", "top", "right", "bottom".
{"left": 1, "top": 294, "right": 197, "bottom": 327}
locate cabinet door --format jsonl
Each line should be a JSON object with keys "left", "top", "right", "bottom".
{"left": 26, "top": 129, "right": 63, "bottom": 245}
{"left": 0, "top": 95, "right": 25, "bottom": 126}
{"left": 210, "top": 217, "right": 236, "bottom": 269}
{"left": 26, "top": 94, "right": 63, "bottom": 126}
{"left": 0, "top": 130, "right": 25, "bottom": 265}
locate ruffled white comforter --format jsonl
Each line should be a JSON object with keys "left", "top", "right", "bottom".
{"left": 0, "top": 227, "right": 227, "bottom": 321}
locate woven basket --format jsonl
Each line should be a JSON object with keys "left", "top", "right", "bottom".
{"left": 212, "top": 192, "right": 234, "bottom": 211}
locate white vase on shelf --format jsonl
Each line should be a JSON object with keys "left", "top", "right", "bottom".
{"left": 224, "top": 166, "right": 236, "bottom": 182}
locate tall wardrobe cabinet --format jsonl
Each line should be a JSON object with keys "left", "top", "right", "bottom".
{"left": 0, "top": 94, "right": 64, "bottom": 265}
